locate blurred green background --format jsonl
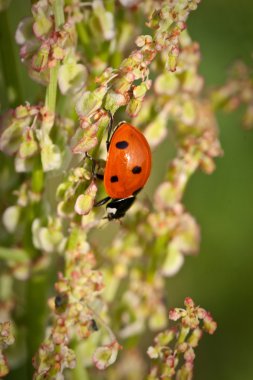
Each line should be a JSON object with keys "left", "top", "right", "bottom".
{"left": 171, "top": 1, "right": 253, "bottom": 380}
{"left": 1, "top": 1, "right": 253, "bottom": 379}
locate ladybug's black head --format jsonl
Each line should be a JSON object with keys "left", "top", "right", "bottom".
{"left": 106, "top": 196, "right": 136, "bottom": 220}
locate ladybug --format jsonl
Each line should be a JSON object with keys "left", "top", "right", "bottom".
{"left": 95, "top": 119, "right": 152, "bottom": 220}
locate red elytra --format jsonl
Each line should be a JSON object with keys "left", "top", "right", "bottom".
{"left": 104, "top": 122, "right": 152, "bottom": 199}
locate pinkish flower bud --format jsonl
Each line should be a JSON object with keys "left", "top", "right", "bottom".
{"left": 203, "top": 313, "right": 217, "bottom": 335}
{"left": 184, "top": 297, "right": 195, "bottom": 308}
{"left": 184, "top": 346, "right": 195, "bottom": 363}
{"left": 169, "top": 308, "right": 182, "bottom": 321}
{"left": 197, "top": 307, "right": 207, "bottom": 320}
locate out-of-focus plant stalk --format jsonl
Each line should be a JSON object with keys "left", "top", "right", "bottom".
{"left": 26, "top": 1, "right": 65, "bottom": 377}
{"left": 0, "top": 5, "right": 23, "bottom": 108}
{"left": 24, "top": 204, "right": 53, "bottom": 377}
{"left": 104, "top": 0, "right": 115, "bottom": 13}
{"left": 76, "top": 22, "right": 94, "bottom": 60}
{"left": 72, "top": 341, "right": 90, "bottom": 380}
{"left": 26, "top": 269, "right": 53, "bottom": 378}
{"left": 147, "top": 235, "right": 168, "bottom": 282}
{"left": 0, "top": 247, "right": 29, "bottom": 262}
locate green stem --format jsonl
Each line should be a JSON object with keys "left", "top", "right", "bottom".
{"left": 45, "top": 0, "right": 65, "bottom": 112}
{"left": 76, "top": 22, "right": 94, "bottom": 60}
{"left": 52, "top": 0, "right": 65, "bottom": 29}
{"left": 76, "top": 22, "right": 89, "bottom": 45}
{"left": 44, "top": 0, "right": 65, "bottom": 211}
{"left": 0, "top": 6, "right": 23, "bottom": 109}
{"left": 147, "top": 235, "right": 168, "bottom": 281}
{"left": 25, "top": 1, "right": 65, "bottom": 377}
{"left": 45, "top": 63, "right": 60, "bottom": 112}
{"left": 24, "top": 207, "right": 49, "bottom": 377}
{"left": 0, "top": 247, "right": 29, "bottom": 263}
{"left": 26, "top": 269, "right": 52, "bottom": 378}
{"left": 72, "top": 342, "right": 90, "bottom": 380}
{"left": 177, "top": 325, "right": 190, "bottom": 345}
{"left": 104, "top": 0, "right": 115, "bottom": 13}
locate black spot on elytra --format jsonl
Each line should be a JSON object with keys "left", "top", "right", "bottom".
{"left": 116, "top": 141, "right": 129, "bottom": 149}
{"left": 132, "top": 166, "right": 142, "bottom": 174}
{"left": 110, "top": 175, "right": 119, "bottom": 183}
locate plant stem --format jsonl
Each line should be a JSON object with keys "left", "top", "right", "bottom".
{"left": 0, "top": 247, "right": 29, "bottom": 262}
{"left": 45, "top": 0, "right": 65, "bottom": 112}
{"left": 44, "top": 0, "right": 65, "bottom": 209}
{"left": 177, "top": 326, "right": 190, "bottom": 345}
{"left": 147, "top": 235, "right": 168, "bottom": 281}
{"left": 0, "top": 6, "right": 23, "bottom": 109}
{"left": 104, "top": 0, "right": 115, "bottom": 13}
{"left": 76, "top": 22, "right": 94, "bottom": 60}
{"left": 45, "top": 63, "right": 59, "bottom": 112}
{"left": 26, "top": 269, "right": 52, "bottom": 379}
{"left": 72, "top": 342, "right": 90, "bottom": 380}
{"left": 52, "top": 0, "right": 65, "bottom": 29}
{"left": 26, "top": 1, "right": 65, "bottom": 377}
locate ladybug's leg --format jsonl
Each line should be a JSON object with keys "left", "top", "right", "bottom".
{"left": 104, "top": 109, "right": 124, "bottom": 151}
{"left": 94, "top": 196, "right": 111, "bottom": 207}
{"left": 96, "top": 173, "right": 104, "bottom": 181}
{"left": 84, "top": 152, "right": 97, "bottom": 167}
{"left": 106, "top": 110, "right": 114, "bottom": 151}
{"left": 85, "top": 153, "right": 96, "bottom": 176}
{"left": 85, "top": 153, "right": 105, "bottom": 181}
